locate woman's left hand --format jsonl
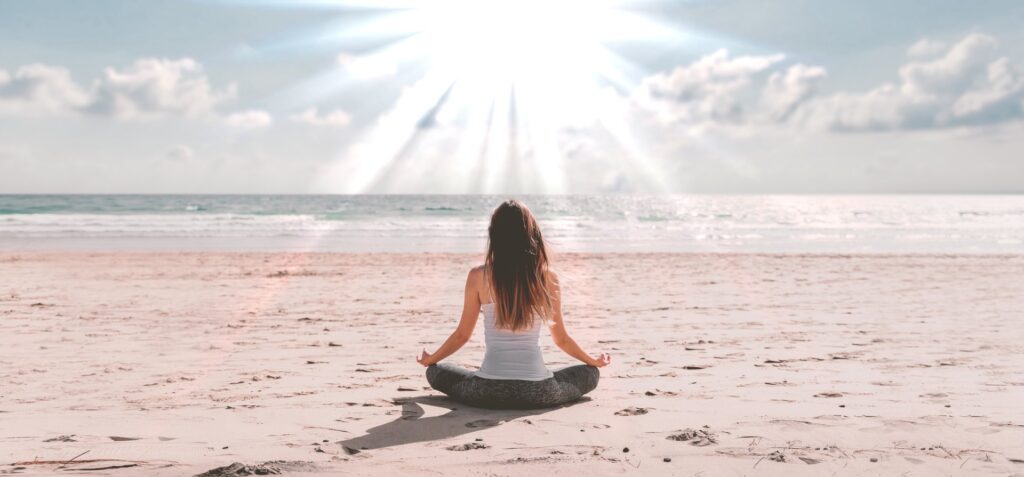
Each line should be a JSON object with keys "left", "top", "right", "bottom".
{"left": 416, "top": 348, "right": 434, "bottom": 367}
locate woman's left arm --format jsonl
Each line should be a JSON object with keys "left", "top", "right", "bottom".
{"left": 417, "top": 268, "right": 482, "bottom": 366}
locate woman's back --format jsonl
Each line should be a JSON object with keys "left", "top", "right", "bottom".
{"left": 475, "top": 302, "right": 553, "bottom": 381}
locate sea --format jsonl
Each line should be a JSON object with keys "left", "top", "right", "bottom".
{"left": 1, "top": 194, "right": 1022, "bottom": 253}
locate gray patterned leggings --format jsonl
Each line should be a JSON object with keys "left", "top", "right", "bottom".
{"left": 426, "top": 363, "right": 600, "bottom": 409}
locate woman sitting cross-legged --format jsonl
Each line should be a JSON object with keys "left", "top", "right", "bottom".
{"left": 416, "top": 199, "right": 611, "bottom": 409}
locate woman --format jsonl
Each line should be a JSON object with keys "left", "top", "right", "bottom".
{"left": 416, "top": 200, "right": 611, "bottom": 409}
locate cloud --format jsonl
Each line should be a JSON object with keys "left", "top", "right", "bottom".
{"left": 0, "top": 64, "right": 91, "bottom": 115}
{"left": 0, "top": 58, "right": 239, "bottom": 120}
{"left": 630, "top": 33, "right": 1024, "bottom": 133}
{"left": 225, "top": 109, "right": 273, "bottom": 128}
{"left": 795, "top": 33, "right": 1024, "bottom": 131}
{"left": 634, "top": 49, "right": 785, "bottom": 125}
{"left": 337, "top": 52, "right": 397, "bottom": 79}
{"left": 761, "top": 64, "right": 827, "bottom": 121}
{"left": 289, "top": 107, "right": 351, "bottom": 127}
{"left": 907, "top": 38, "right": 947, "bottom": 58}
{"left": 88, "top": 58, "right": 237, "bottom": 119}
{"left": 166, "top": 144, "right": 195, "bottom": 161}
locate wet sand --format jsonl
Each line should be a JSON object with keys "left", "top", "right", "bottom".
{"left": 1, "top": 252, "right": 1023, "bottom": 475}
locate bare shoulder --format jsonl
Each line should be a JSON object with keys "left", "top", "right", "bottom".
{"left": 544, "top": 268, "right": 562, "bottom": 291}
{"left": 467, "top": 265, "right": 488, "bottom": 302}
{"left": 467, "top": 265, "right": 486, "bottom": 287}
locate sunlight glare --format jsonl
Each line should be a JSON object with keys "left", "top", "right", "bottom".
{"left": 304, "top": 0, "right": 682, "bottom": 193}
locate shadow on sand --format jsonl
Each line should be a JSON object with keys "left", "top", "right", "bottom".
{"left": 338, "top": 395, "right": 591, "bottom": 451}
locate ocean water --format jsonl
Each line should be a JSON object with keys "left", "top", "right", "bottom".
{"left": 1, "top": 194, "right": 1023, "bottom": 253}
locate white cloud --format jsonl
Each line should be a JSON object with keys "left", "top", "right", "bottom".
{"left": 762, "top": 64, "right": 827, "bottom": 121}
{"left": 796, "top": 33, "right": 1024, "bottom": 131}
{"left": 907, "top": 38, "right": 947, "bottom": 58}
{"left": 0, "top": 64, "right": 91, "bottom": 115}
{"left": 289, "top": 107, "right": 351, "bottom": 127}
{"left": 633, "top": 49, "right": 785, "bottom": 126}
{"left": 89, "top": 58, "right": 237, "bottom": 119}
{"left": 336, "top": 52, "right": 397, "bottom": 79}
{"left": 0, "top": 58, "right": 240, "bottom": 120}
{"left": 225, "top": 109, "right": 273, "bottom": 128}
{"left": 630, "top": 34, "right": 1024, "bottom": 133}
{"left": 166, "top": 144, "right": 195, "bottom": 161}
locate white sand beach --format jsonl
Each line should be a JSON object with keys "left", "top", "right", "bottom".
{"left": 2, "top": 252, "right": 1023, "bottom": 475}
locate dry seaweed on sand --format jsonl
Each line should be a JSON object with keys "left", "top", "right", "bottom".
{"left": 193, "top": 461, "right": 318, "bottom": 477}
{"left": 667, "top": 427, "right": 718, "bottom": 446}
{"left": 615, "top": 407, "right": 650, "bottom": 416}
{"left": 446, "top": 442, "right": 490, "bottom": 451}
{"left": 193, "top": 462, "right": 282, "bottom": 476}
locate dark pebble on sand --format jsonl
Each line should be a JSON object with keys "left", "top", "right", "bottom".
{"left": 839, "top": 404, "right": 846, "bottom": 408}
{"left": 475, "top": 438, "right": 483, "bottom": 442}
{"left": 945, "top": 404, "right": 951, "bottom": 408}
{"left": 663, "top": 457, "right": 672, "bottom": 462}
{"left": 322, "top": 440, "right": 328, "bottom": 443}
{"left": 622, "top": 447, "right": 630, "bottom": 453}
{"left": 870, "top": 457, "right": 878, "bottom": 462}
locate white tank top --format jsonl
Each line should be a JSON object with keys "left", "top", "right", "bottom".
{"left": 475, "top": 303, "right": 554, "bottom": 381}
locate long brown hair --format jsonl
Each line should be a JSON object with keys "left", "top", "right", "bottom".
{"left": 485, "top": 200, "right": 553, "bottom": 331}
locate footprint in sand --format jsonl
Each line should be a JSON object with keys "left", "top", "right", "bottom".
{"left": 109, "top": 436, "right": 142, "bottom": 441}
{"left": 465, "top": 419, "right": 502, "bottom": 428}
{"left": 767, "top": 450, "right": 787, "bottom": 462}
{"left": 43, "top": 435, "right": 76, "bottom": 442}
{"left": 814, "top": 392, "right": 843, "bottom": 398}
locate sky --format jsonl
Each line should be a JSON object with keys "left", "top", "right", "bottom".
{"left": 1, "top": 0, "right": 1023, "bottom": 194}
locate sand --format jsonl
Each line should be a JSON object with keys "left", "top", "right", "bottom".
{"left": 1, "top": 252, "right": 1023, "bottom": 475}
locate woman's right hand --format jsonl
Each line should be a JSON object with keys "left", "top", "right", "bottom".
{"left": 416, "top": 348, "right": 435, "bottom": 367}
{"left": 588, "top": 352, "right": 612, "bottom": 368}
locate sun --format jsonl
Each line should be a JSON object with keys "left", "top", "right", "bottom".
{"left": 241, "top": 0, "right": 684, "bottom": 193}
{"left": 398, "top": 0, "right": 640, "bottom": 133}
{"left": 415, "top": 0, "right": 614, "bottom": 76}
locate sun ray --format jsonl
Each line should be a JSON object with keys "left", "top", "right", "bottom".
{"left": 223, "top": 0, "right": 711, "bottom": 194}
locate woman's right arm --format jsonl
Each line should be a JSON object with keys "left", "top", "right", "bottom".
{"left": 546, "top": 271, "right": 611, "bottom": 368}
{"left": 416, "top": 267, "right": 481, "bottom": 366}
